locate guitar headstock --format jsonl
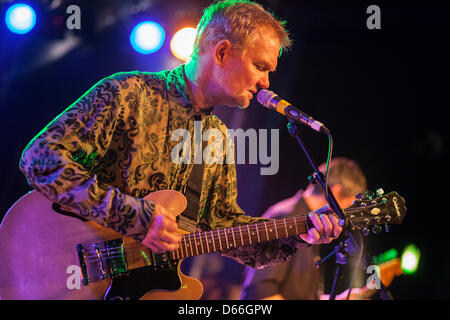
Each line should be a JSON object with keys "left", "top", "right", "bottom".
{"left": 345, "top": 189, "right": 406, "bottom": 235}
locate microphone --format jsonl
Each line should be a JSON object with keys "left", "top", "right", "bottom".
{"left": 257, "top": 89, "right": 329, "bottom": 134}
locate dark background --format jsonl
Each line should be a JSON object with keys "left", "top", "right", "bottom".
{"left": 0, "top": 0, "right": 448, "bottom": 299}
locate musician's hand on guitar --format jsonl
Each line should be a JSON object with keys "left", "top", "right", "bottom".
{"left": 142, "top": 203, "right": 182, "bottom": 253}
{"left": 299, "top": 212, "right": 342, "bottom": 244}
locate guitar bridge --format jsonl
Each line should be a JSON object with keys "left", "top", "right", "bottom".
{"left": 75, "top": 244, "right": 90, "bottom": 286}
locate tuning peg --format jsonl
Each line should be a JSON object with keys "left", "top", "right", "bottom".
{"left": 372, "top": 225, "right": 382, "bottom": 234}
{"left": 362, "top": 227, "right": 370, "bottom": 236}
{"left": 376, "top": 188, "right": 384, "bottom": 197}
{"left": 364, "top": 190, "right": 375, "bottom": 200}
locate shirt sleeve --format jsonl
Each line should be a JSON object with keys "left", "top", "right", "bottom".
{"left": 19, "top": 75, "right": 155, "bottom": 241}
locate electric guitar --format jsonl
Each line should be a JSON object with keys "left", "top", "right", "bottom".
{"left": 0, "top": 189, "right": 406, "bottom": 300}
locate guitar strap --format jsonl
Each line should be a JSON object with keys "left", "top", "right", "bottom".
{"left": 177, "top": 120, "right": 206, "bottom": 233}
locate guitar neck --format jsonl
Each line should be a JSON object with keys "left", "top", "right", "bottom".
{"left": 177, "top": 215, "right": 311, "bottom": 258}
{"left": 124, "top": 215, "right": 314, "bottom": 271}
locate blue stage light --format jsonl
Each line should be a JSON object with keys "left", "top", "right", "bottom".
{"left": 130, "top": 21, "right": 165, "bottom": 54}
{"left": 5, "top": 3, "right": 37, "bottom": 34}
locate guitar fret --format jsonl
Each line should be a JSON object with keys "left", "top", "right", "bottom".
{"left": 238, "top": 225, "right": 244, "bottom": 246}
{"left": 283, "top": 219, "right": 289, "bottom": 237}
{"left": 256, "top": 224, "right": 261, "bottom": 242}
{"left": 264, "top": 222, "right": 269, "bottom": 241}
{"left": 199, "top": 233, "right": 203, "bottom": 255}
{"left": 217, "top": 230, "right": 223, "bottom": 251}
{"left": 231, "top": 228, "right": 237, "bottom": 248}
{"left": 194, "top": 233, "right": 204, "bottom": 255}
{"left": 201, "top": 232, "right": 206, "bottom": 254}
{"left": 188, "top": 234, "right": 194, "bottom": 257}
{"left": 294, "top": 216, "right": 299, "bottom": 234}
{"left": 273, "top": 220, "right": 279, "bottom": 239}
{"left": 204, "top": 232, "right": 210, "bottom": 253}
{"left": 192, "top": 233, "right": 197, "bottom": 256}
{"left": 224, "top": 229, "right": 230, "bottom": 249}
{"left": 246, "top": 225, "right": 252, "bottom": 245}
{"left": 210, "top": 230, "right": 216, "bottom": 251}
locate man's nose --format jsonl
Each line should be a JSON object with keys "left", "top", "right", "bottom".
{"left": 257, "top": 73, "right": 270, "bottom": 89}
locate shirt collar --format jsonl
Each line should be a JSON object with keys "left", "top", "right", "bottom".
{"left": 167, "top": 64, "right": 214, "bottom": 121}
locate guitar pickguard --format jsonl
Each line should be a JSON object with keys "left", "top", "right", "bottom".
{"left": 104, "top": 263, "right": 182, "bottom": 300}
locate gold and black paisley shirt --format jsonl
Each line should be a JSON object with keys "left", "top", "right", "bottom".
{"left": 19, "top": 64, "right": 307, "bottom": 269}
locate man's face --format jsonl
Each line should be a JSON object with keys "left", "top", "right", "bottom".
{"left": 216, "top": 30, "right": 280, "bottom": 108}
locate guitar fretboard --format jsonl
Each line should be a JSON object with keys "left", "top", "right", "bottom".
{"left": 124, "top": 215, "right": 311, "bottom": 270}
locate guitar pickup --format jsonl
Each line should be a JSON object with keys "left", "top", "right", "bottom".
{"left": 104, "top": 239, "right": 129, "bottom": 279}
{"left": 92, "top": 243, "right": 107, "bottom": 280}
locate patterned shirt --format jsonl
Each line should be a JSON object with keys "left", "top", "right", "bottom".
{"left": 19, "top": 64, "right": 307, "bottom": 269}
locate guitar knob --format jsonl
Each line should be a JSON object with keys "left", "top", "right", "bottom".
{"left": 362, "top": 228, "right": 370, "bottom": 236}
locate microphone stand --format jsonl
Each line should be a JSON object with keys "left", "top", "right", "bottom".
{"left": 286, "top": 121, "right": 360, "bottom": 300}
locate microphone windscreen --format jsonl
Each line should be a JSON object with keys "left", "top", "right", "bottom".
{"left": 257, "top": 89, "right": 277, "bottom": 108}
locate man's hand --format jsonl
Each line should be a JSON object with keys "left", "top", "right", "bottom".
{"left": 141, "top": 203, "right": 182, "bottom": 253}
{"left": 300, "top": 210, "right": 342, "bottom": 244}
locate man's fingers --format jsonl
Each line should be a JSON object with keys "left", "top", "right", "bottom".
{"left": 329, "top": 214, "right": 342, "bottom": 238}
{"left": 159, "top": 229, "right": 182, "bottom": 245}
{"left": 142, "top": 203, "right": 182, "bottom": 252}
{"left": 300, "top": 228, "right": 320, "bottom": 243}
{"left": 308, "top": 213, "right": 324, "bottom": 235}
{"left": 320, "top": 214, "right": 333, "bottom": 241}
{"left": 301, "top": 212, "right": 343, "bottom": 244}
{"left": 156, "top": 204, "right": 177, "bottom": 222}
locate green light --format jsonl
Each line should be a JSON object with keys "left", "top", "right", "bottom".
{"left": 401, "top": 244, "right": 420, "bottom": 274}
{"left": 141, "top": 251, "right": 151, "bottom": 266}
{"left": 374, "top": 248, "right": 398, "bottom": 264}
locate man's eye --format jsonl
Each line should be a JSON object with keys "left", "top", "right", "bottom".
{"left": 254, "top": 64, "right": 264, "bottom": 71}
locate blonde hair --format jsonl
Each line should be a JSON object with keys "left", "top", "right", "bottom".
{"left": 191, "top": 0, "right": 292, "bottom": 59}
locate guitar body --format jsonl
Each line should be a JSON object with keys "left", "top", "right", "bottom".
{"left": 0, "top": 188, "right": 405, "bottom": 300}
{"left": 0, "top": 191, "right": 202, "bottom": 300}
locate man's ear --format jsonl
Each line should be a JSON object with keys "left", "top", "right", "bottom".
{"left": 213, "top": 39, "right": 233, "bottom": 66}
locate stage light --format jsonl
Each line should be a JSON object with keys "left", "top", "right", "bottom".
{"left": 401, "top": 244, "right": 420, "bottom": 275}
{"left": 5, "top": 3, "right": 37, "bottom": 34}
{"left": 170, "top": 27, "right": 196, "bottom": 61}
{"left": 130, "top": 21, "right": 165, "bottom": 54}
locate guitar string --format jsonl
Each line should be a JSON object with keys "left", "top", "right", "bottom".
{"left": 83, "top": 206, "right": 386, "bottom": 262}
{"left": 85, "top": 219, "right": 388, "bottom": 264}
{"left": 82, "top": 201, "right": 382, "bottom": 257}
{"left": 82, "top": 202, "right": 384, "bottom": 259}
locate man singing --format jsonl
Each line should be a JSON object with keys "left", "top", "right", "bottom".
{"left": 20, "top": 0, "right": 341, "bottom": 281}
